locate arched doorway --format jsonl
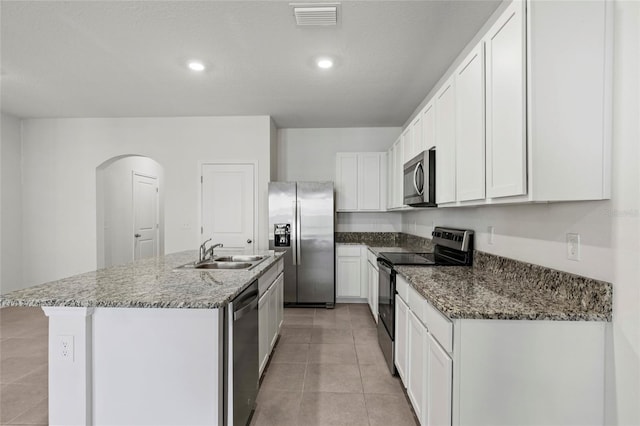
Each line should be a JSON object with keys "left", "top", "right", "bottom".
{"left": 96, "top": 155, "right": 165, "bottom": 268}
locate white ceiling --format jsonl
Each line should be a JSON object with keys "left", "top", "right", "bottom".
{"left": 0, "top": 1, "right": 501, "bottom": 128}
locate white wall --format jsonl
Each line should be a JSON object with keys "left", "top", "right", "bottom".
{"left": 402, "top": 202, "right": 612, "bottom": 281}
{"left": 277, "top": 127, "right": 400, "bottom": 182}
{"left": 97, "top": 156, "right": 165, "bottom": 269}
{"left": 20, "top": 116, "right": 273, "bottom": 288}
{"left": 0, "top": 113, "right": 23, "bottom": 294}
{"left": 277, "top": 127, "right": 402, "bottom": 232}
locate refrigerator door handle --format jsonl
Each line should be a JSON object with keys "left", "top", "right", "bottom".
{"left": 291, "top": 201, "right": 297, "bottom": 266}
{"left": 296, "top": 200, "right": 302, "bottom": 265}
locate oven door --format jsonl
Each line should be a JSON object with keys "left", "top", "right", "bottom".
{"left": 377, "top": 258, "right": 396, "bottom": 375}
{"left": 377, "top": 258, "right": 394, "bottom": 338}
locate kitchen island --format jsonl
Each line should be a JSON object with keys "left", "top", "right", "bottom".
{"left": 0, "top": 250, "right": 284, "bottom": 426}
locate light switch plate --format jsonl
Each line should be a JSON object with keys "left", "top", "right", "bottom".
{"left": 567, "top": 233, "right": 581, "bottom": 261}
{"left": 488, "top": 226, "right": 495, "bottom": 245}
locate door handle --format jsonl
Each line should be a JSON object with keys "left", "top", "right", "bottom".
{"left": 296, "top": 200, "right": 302, "bottom": 265}
{"left": 134, "top": 233, "right": 142, "bottom": 238}
{"left": 247, "top": 239, "right": 252, "bottom": 244}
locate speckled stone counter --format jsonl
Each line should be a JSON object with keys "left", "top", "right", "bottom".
{"left": 0, "top": 250, "right": 284, "bottom": 309}
{"left": 336, "top": 232, "right": 433, "bottom": 251}
{"left": 396, "top": 251, "right": 612, "bottom": 321}
{"left": 337, "top": 232, "right": 611, "bottom": 321}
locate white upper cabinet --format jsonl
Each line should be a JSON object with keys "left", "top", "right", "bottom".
{"left": 336, "top": 152, "right": 386, "bottom": 212}
{"left": 484, "top": 0, "right": 527, "bottom": 199}
{"left": 358, "top": 153, "right": 385, "bottom": 211}
{"left": 455, "top": 43, "right": 486, "bottom": 202}
{"left": 402, "top": 126, "right": 413, "bottom": 163}
{"left": 390, "top": 0, "right": 611, "bottom": 207}
{"left": 526, "top": 0, "right": 612, "bottom": 201}
{"left": 391, "top": 138, "right": 405, "bottom": 209}
{"left": 335, "top": 153, "right": 359, "bottom": 210}
{"left": 435, "top": 77, "right": 457, "bottom": 205}
{"left": 420, "top": 102, "right": 436, "bottom": 153}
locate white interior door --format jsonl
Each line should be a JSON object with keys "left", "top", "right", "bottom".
{"left": 133, "top": 173, "right": 158, "bottom": 261}
{"left": 201, "top": 163, "right": 255, "bottom": 252}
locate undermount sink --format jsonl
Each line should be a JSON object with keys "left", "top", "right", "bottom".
{"left": 214, "top": 255, "right": 266, "bottom": 262}
{"left": 174, "top": 254, "right": 269, "bottom": 271}
{"left": 195, "top": 261, "right": 252, "bottom": 270}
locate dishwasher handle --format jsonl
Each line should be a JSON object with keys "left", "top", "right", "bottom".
{"left": 234, "top": 298, "right": 258, "bottom": 321}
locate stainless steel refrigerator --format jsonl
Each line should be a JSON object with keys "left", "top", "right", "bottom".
{"left": 268, "top": 182, "right": 335, "bottom": 308}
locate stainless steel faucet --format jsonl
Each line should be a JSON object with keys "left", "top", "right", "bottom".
{"left": 199, "top": 239, "right": 223, "bottom": 263}
{"left": 204, "top": 243, "right": 223, "bottom": 261}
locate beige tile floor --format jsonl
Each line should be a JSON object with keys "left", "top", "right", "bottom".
{"left": 251, "top": 304, "right": 418, "bottom": 426}
{"left": 0, "top": 304, "right": 417, "bottom": 426}
{"left": 0, "top": 307, "right": 48, "bottom": 426}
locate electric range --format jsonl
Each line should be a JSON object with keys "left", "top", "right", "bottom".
{"left": 376, "top": 227, "right": 474, "bottom": 375}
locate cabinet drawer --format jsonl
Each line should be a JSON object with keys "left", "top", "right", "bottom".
{"left": 337, "top": 245, "right": 363, "bottom": 257}
{"left": 259, "top": 263, "right": 279, "bottom": 297}
{"left": 424, "top": 300, "right": 453, "bottom": 353}
{"left": 396, "top": 274, "right": 409, "bottom": 303}
{"left": 407, "top": 285, "right": 427, "bottom": 325}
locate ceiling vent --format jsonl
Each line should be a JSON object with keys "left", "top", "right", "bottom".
{"left": 291, "top": 3, "right": 339, "bottom": 26}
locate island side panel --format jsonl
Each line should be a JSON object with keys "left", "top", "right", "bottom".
{"left": 455, "top": 319, "right": 606, "bottom": 426}
{"left": 43, "top": 307, "right": 95, "bottom": 426}
{"left": 92, "top": 307, "right": 223, "bottom": 426}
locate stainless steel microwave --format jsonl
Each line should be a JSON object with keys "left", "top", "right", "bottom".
{"left": 403, "top": 149, "right": 436, "bottom": 207}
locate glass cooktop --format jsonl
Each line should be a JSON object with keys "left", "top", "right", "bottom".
{"left": 378, "top": 252, "right": 435, "bottom": 266}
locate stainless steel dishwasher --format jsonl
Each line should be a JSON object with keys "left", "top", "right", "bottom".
{"left": 227, "top": 280, "right": 259, "bottom": 426}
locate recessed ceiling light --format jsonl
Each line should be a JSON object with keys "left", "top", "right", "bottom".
{"left": 187, "top": 61, "right": 206, "bottom": 72}
{"left": 317, "top": 58, "right": 334, "bottom": 69}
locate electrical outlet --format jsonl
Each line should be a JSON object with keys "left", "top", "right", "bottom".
{"left": 58, "top": 335, "right": 74, "bottom": 362}
{"left": 488, "top": 226, "right": 495, "bottom": 245}
{"left": 567, "top": 233, "right": 581, "bottom": 261}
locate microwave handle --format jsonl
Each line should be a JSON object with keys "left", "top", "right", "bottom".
{"left": 413, "top": 163, "right": 424, "bottom": 196}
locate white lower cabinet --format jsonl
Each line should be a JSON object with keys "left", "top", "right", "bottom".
{"left": 394, "top": 274, "right": 605, "bottom": 426}
{"left": 366, "top": 249, "right": 379, "bottom": 322}
{"left": 407, "top": 309, "right": 426, "bottom": 421}
{"left": 394, "top": 294, "right": 409, "bottom": 385}
{"left": 425, "top": 332, "right": 452, "bottom": 426}
{"left": 336, "top": 245, "right": 368, "bottom": 302}
{"left": 258, "top": 291, "right": 269, "bottom": 375}
{"left": 367, "top": 260, "right": 378, "bottom": 322}
{"left": 258, "top": 262, "right": 284, "bottom": 377}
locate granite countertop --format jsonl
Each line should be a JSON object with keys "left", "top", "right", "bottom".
{"left": 0, "top": 250, "right": 284, "bottom": 309}
{"left": 336, "top": 232, "right": 612, "bottom": 322}
{"left": 396, "top": 257, "right": 612, "bottom": 322}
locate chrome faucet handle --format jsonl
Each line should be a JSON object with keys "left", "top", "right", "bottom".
{"left": 199, "top": 238, "right": 212, "bottom": 262}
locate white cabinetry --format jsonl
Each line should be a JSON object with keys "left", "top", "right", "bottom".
{"left": 394, "top": 294, "right": 409, "bottom": 384}
{"left": 401, "top": 127, "right": 413, "bottom": 163}
{"left": 484, "top": 0, "right": 526, "bottom": 199}
{"left": 435, "top": 77, "right": 457, "bottom": 204}
{"left": 455, "top": 43, "right": 486, "bottom": 202}
{"left": 407, "top": 309, "right": 426, "bottom": 421}
{"left": 426, "top": 332, "right": 452, "bottom": 426}
{"left": 336, "top": 152, "right": 386, "bottom": 212}
{"left": 366, "top": 249, "right": 379, "bottom": 323}
{"left": 387, "top": 137, "right": 406, "bottom": 210}
{"left": 421, "top": 102, "right": 436, "bottom": 153}
{"left": 394, "top": 274, "right": 605, "bottom": 426}
{"left": 258, "top": 291, "right": 269, "bottom": 375}
{"left": 336, "top": 245, "right": 368, "bottom": 302}
{"left": 392, "top": 0, "right": 612, "bottom": 206}
{"left": 258, "top": 260, "right": 284, "bottom": 377}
